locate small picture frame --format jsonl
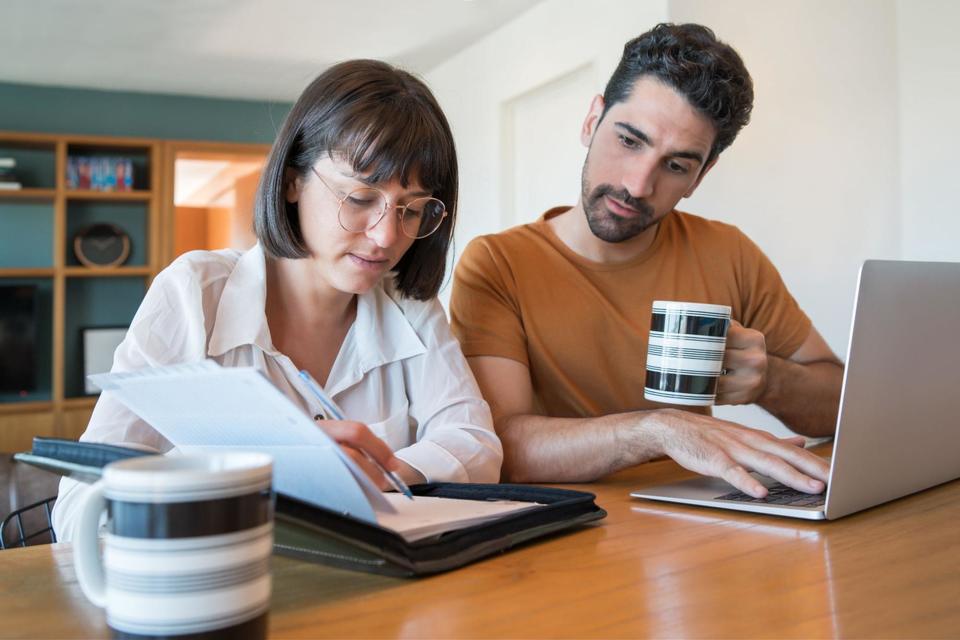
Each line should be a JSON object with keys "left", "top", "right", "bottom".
{"left": 81, "top": 326, "right": 128, "bottom": 395}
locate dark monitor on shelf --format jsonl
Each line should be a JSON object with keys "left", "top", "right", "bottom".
{"left": 0, "top": 284, "right": 38, "bottom": 394}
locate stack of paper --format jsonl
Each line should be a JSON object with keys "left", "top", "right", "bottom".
{"left": 91, "top": 362, "right": 542, "bottom": 541}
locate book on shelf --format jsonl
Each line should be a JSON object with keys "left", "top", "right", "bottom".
{"left": 67, "top": 156, "right": 134, "bottom": 192}
{"left": 0, "top": 163, "right": 21, "bottom": 189}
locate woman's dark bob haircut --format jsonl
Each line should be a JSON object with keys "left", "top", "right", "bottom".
{"left": 255, "top": 59, "right": 458, "bottom": 300}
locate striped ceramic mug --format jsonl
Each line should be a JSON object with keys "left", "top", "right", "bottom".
{"left": 644, "top": 301, "right": 732, "bottom": 406}
{"left": 73, "top": 452, "right": 274, "bottom": 639}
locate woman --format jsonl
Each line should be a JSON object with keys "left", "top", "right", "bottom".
{"left": 53, "top": 60, "right": 503, "bottom": 540}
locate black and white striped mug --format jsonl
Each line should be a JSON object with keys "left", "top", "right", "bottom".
{"left": 644, "top": 300, "right": 732, "bottom": 406}
{"left": 73, "top": 452, "right": 274, "bottom": 639}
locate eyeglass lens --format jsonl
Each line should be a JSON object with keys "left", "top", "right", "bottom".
{"left": 339, "top": 188, "right": 445, "bottom": 238}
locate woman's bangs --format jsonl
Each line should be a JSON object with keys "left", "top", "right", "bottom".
{"left": 334, "top": 105, "right": 451, "bottom": 193}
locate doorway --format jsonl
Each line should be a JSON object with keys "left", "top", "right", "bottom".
{"left": 160, "top": 141, "right": 271, "bottom": 267}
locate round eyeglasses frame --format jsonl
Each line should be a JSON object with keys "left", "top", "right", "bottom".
{"left": 310, "top": 167, "right": 448, "bottom": 239}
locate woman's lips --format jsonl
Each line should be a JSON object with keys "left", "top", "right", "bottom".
{"left": 348, "top": 253, "right": 389, "bottom": 271}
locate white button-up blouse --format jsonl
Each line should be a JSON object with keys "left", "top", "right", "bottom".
{"left": 53, "top": 244, "right": 502, "bottom": 540}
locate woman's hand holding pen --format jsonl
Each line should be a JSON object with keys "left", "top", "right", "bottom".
{"left": 317, "top": 420, "right": 401, "bottom": 489}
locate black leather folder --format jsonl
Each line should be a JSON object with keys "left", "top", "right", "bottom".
{"left": 17, "top": 437, "right": 607, "bottom": 577}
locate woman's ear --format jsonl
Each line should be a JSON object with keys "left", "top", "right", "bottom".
{"left": 283, "top": 168, "right": 302, "bottom": 204}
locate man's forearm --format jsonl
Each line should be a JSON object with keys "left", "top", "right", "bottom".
{"left": 497, "top": 411, "right": 665, "bottom": 483}
{"left": 759, "top": 356, "right": 843, "bottom": 437}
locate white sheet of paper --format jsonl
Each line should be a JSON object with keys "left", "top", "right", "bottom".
{"left": 376, "top": 494, "right": 545, "bottom": 542}
{"left": 90, "top": 361, "right": 393, "bottom": 522}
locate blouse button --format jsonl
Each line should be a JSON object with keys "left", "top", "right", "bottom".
{"left": 313, "top": 414, "right": 323, "bottom": 421}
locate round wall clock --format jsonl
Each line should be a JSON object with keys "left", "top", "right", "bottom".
{"left": 73, "top": 223, "right": 131, "bottom": 268}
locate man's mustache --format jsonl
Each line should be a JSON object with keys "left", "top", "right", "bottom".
{"left": 590, "top": 185, "right": 653, "bottom": 217}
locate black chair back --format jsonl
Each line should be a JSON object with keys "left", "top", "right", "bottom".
{"left": 0, "top": 496, "right": 57, "bottom": 549}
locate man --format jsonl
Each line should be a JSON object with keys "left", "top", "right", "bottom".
{"left": 450, "top": 23, "right": 843, "bottom": 498}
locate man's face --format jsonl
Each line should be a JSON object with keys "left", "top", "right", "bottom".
{"left": 579, "top": 76, "right": 717, "bottom": 243}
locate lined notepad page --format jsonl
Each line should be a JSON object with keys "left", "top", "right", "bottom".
{"left": 377, "top": 494, "right": 544, "bottom": 542}
{"left": 89, "top": 361, "right": 390, "bottom": 523}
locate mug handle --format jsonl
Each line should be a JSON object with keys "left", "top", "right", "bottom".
{"left": 73, "top": 480, "right": 107, "bottom": 608}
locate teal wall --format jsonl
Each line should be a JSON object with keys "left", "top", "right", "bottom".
{"left": 0, "top": 81, "right": 291, "bottom": 143}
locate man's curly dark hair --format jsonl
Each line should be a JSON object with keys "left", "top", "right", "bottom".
{"left": 602, "top": 23, "right": 754, "bottom": 164}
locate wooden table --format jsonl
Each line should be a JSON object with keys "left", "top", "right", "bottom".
{"left": 1, "top": 453, "right": 958, "bottom": 639}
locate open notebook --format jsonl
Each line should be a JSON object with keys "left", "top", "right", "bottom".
{"left": 88, "top": 361, "right": 541, "bottom": 542}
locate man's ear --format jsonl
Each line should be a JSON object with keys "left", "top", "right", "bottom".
{"left": 284, "top": 168, "right": 302, "bottom": 204}
{"left": 684, "top": 156, "right": 719, "bottom": 198}
{"left": 580, "top": 94, "right": 605, "bottom": 147}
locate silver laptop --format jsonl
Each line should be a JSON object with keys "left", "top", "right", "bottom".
{"left": 632, "top": 260, "right": 960, "bottom": 520}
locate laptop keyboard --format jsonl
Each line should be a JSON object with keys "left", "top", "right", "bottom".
{"left": 716, "top": 482, "right": 826, "bottom": 508}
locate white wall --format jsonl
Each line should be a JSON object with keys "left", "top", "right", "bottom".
{"left": 504, "top": 64, "right": 595, "bottom": 228}
{"left": 897, "top": 0, "right": 960, "bottom": 262}
{"left": 427, "top": 0, "right": 959, "bottom": 436}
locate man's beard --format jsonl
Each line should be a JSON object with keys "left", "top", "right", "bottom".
{"left": 581, "top": 170, "right": 656, "bottom": 243}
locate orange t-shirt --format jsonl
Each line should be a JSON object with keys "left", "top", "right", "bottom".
{"left": 450, "top": 207, "right": 812, "bottom": 418}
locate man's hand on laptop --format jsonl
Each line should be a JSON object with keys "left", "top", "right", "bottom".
{"left": 652, "top": 409, "right": 830, "bottom": 498}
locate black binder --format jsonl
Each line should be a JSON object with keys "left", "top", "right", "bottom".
{"left": 17, "top": 437, "right": 607, "bottom": 577}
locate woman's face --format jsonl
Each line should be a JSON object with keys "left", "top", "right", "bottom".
{"left": 286, "top": 156, "right": 427, "bottom": 295}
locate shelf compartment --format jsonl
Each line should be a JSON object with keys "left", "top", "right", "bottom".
{"left": 65, "top": 200, "right": 148, "bottom": 267}
{"left": 0, "top": 140, "right": 57, "bottom": 190}
{"left": 0, "top": 277, "right": 54, "bottom": 406}
{"left": 66, "top": 144, "right": 152, "bottom": 192}
{"left": 0, "top": 201, "right": 54, "bottom": 268}
{"left": 63, "top": 277, "right": 144, "bottom": 399}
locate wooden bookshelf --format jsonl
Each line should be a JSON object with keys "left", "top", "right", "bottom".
{"left": 65, "top": 189, "right": 152, "bottom": 202}
{"left": 0, "top": 131, "right": 161, "bottom": 451}
{"left": 63, "top": 266, "right": 153, "bottom": 277}
{"left": 0, "top": 188, "right": 57, "bottom": 201}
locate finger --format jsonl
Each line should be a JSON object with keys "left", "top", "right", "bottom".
{"left": 717, "top": 458, "right": 768, "bottom": 498}
{"left": 319, "top": 420, "right": 398, "bottom": 471}
{"left": 724, "top": 322, "right": 752, "bottom": 348}
{"left": 723, "top": 347, "right": 766, "bottom": 374}
{"left": 753, "top": 435, "right": 831, "bottom": 483}
{"left": 341, "top": 445, "right": 389, "bottom": 489}
{"left": 714, "top": 388, "right": 756, "bottom": 406}
{"left": 725, "top": 325, "right": 765, "bottom": 353}
{"left": 729, "top": 444, "right": 826, "bottom": 493}
{"left": 716, "top": 387, "right": 750, "bottom": 406}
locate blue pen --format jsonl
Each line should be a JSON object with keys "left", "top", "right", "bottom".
{"left": 298, "top": 370, "right": 414, "bottom": 500}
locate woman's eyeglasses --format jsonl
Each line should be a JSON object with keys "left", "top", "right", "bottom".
{"left": 311, "top": 167, "right": 447, "bottom": 239}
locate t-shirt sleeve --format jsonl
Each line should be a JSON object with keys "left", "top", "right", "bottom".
{"left": 450, "top": 236, "right": 529, "bottom": 367}
{"left": 736, "top": 232, "right": 812, "bottom": 358}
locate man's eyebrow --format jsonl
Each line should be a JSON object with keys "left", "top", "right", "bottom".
{"left": 614, "top": 121, "right": 705, "bottom": 165}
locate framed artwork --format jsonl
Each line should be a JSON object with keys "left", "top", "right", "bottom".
{"left": 81, "top": 326, "right": 128, "bottom": 395}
